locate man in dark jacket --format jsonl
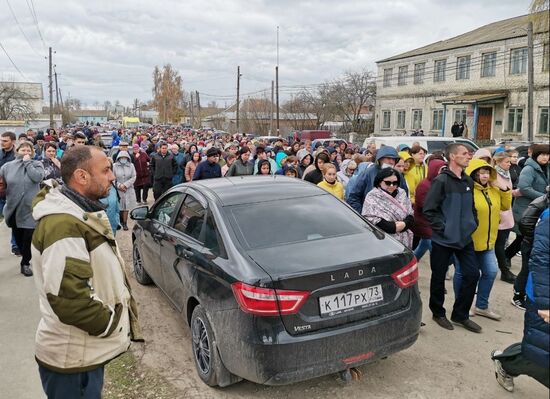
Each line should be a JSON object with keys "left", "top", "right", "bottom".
{"left": 346, "top": 146, "right": 407, "bottom": 213}
{"left": 193, "top": 147, "right": 222, "bottom": 180}
{"left": 451, "top": 121, "right": 460, "bottom": 137}
{"left": 492, "top": 208, "right": 549, "bottom": 391}
{"left": 150, "top": 142, "right": 177, "bottom": 200}
{"left": 423, "top": 143, "right": 482, "bottom": 333}
{"left": 0, "top": 131, "right": 19, "bottom": 254}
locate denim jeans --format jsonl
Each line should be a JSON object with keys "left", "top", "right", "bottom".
{"left": 414, "top": 238, "right": 432, "bottom": 261}
{"left": 1, "top": 197, "right": 20, "bottom": 251}
{"left": 39, "top": 365, "right": 104, "bottom": 399}
{"left": 454, "top": 249, "right": 498, "bottom": 310}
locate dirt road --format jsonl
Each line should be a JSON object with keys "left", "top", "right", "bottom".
{"left": 116, "top": 224, "right": 547, "bottom": 399}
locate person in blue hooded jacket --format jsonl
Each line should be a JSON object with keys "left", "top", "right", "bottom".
{"left": 346, "top": 145, "right": 408, "bottom": 213}
{"left": 491, "top": 208, "right": 549, "bottom": 391}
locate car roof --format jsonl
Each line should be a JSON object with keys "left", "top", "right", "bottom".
{"left": 186, "top": 176, "right": 326, "bottom": 206}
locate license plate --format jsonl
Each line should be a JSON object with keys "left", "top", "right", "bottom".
{"left": 319, "top": 285, "right": 384, "bottom": 317}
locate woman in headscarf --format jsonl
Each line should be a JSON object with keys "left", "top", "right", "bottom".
{"left": 0, "top": 141, "right": 44, "bottom": 276}
{"left": 113, "top": 151, "right": 137, "bottom": 231}
{"left": 336, "top": 159, "right": 357, "bottom": 190}
{"left": 362, "top": 168, "right": 414, "bottom": 248}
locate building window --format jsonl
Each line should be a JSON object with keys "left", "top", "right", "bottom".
{"left": 382, "top": 110, "right": 391, "bottom": 129}
{"left": 510, "top": 48, "right": 527, "bottom": 75}
{"left": 454, "top": 109, "right": 467, "bottom": 124}
{"left": 434, "top": 59, "right": 446, "bottom": 82}
{"left": 543, "top": 43, "right": 550, "bottom": 72}
{"left": 456, "top": 56, "right": 471, "bottom": 80}
{"left": 396, "top": 110, "right": 406, "bottom": 129}
{"left": 432, "top": 109, "right": 444, "bottom": 130}
{"left": 507, "top": 108, "right": 523, "bottom": 132}
{"left": 414, "top": 62, "right": 425, "bottom": 84}
{"left": 398, "top": 66, "right": 408, "bottom": 86}
{"left": 539, "top": 107, "right": 549, "bottom": 134}
{"left": 412, "top": 109, "right": 423, "bottom": 129}
{"left": 383, "top": 68, "right": 393, "bottom": 87}
{"left": 481, "top": 52, "right": 497, "bottom": 77}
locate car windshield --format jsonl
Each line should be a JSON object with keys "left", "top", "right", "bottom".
{"left": 227, "top": 194, "right": 370, "bottom": 249}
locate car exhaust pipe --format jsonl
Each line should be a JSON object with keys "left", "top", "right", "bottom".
{"left": 340, "top": 367, "right": 363, "bottom": 383}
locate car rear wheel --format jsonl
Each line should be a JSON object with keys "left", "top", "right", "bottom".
{"left": 133, "top": 245, "right": 152, "bottom": 285}
{"left": 190, "top": 305, "right": 242, "bottom": 387}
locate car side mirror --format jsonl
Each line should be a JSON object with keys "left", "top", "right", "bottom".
{"left": 130, "top": 206, "right": 149, "bottom": 220}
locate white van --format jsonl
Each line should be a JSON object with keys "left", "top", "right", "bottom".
{"left": 362, "top": 136, "right": 479, "bottom": 154}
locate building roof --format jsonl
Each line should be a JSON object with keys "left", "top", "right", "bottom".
{"left": 72, "top": 110, "right": 109, "bottom": 117}
{"left": 377, "top": 13, "right": 549, "bottom": 63}
{"left": 437, "top": 92, "right": 508, "bottom": 104}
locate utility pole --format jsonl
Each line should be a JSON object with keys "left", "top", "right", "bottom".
{"left": 54, "top": 71, "right": 60, "bottom": 109}
{"left": 236, "top": 66, "right": 241, "bottom": 134}
{"left": 527, "top": 21, "right": 534, "bottom": 142}
{"left": 270, "top": 80, "right": 274, "bottom": 135}
{"left": 48, "top": 47, "right": 53, "bottom": 128}
{"left": 276, "top": 66, "right": 279, "bottom": 135}
{"left": 196, "top": 90, "right": 201, "bottom": 128}
{"left": 189, "top": 91, "right": 195, "bottom": 128}
{"left": 275, "top": 26, "right": 280, "bottom": 135}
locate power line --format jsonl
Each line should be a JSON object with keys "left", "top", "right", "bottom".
{"left": 0, "top": 40, "right": 28, "bottom": 80}
{"left": 5, "top": 0, "right": 44, "bottom": 58}
{"left": 25, "top": 0, "right": 47, "bottom": 51}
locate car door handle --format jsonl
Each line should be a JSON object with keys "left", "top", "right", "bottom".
{"left": 182, "top": 249, "right": 193, "bottom": 259}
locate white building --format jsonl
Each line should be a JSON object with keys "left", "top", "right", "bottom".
{"left": 374, "top": 14, "right": 549, "bottom": 142}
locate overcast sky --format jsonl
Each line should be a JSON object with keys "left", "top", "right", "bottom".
{"left": 0, "top": 0, "right": 532, "bottom": 107}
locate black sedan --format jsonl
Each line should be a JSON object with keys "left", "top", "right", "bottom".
{"left": 130, "top": 176, "right": 422, "bottom": 387}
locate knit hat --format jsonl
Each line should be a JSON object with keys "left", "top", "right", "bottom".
{"left": 473, "top": 148, "right": 492, "bottom": 160}
{"left": 116, "top": 150, "right": 130, "bottom": 161}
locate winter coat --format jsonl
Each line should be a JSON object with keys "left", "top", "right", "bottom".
{"left": 522, "top": 208, "right": 549, "bottom": 369}
{"left": 519, "top": 194, "right": 549, "bottom": 249}
{"left": 0, "top": 156, "right": 44, "bottom": 228}
{"left": 253, "top": 158, "right": 278, "bottom": 175}
{"left": 494, "top": 169, "right": 514, "bottom": 230}
{"left": 346, "top": 146, "right": 408, "bottom": 213}
{"left": 31, "top": 181, "right": 142, "bottom": 373}
{"left": 172, "top": 151, "right": 185, "bottom": 185}
{"left": 113, "top": 155, "right": 137, "bottom": 211}
{"left": 132, "top": 151, "right": 151, "bottom": 188}
{"left": 193, "top": 160, "right": 222, "bottom": 180}
{"left": 41, "top": 157, "right": 62, "bottom": 183}
{"left": 317, "top": 179, "right": 344, "bottom": 200}
{"left": 0, "top": 146, "right": 15, "bottom": 169}
{"left": 412, "top": 159, "right": 446, "bottom": 239}
{"left": 226, "top": 159, "right": 254, "bottom": 177}
{"left": 99, "top": 184, "right": 120, "bottom": 236}
{"left": 150, "top": 152, "right": 177, "bottom": 181}
{"left": 423, "top": 168, "right": 478, "bottom": 249}
{"left": 513, "top": 157, "right": 550, "bottom": 223}
{"left": 464, "top": 159, "right": 512, "bottom": 252}
{"left": 185, "top": 161, "right": 200, "bottom": 182}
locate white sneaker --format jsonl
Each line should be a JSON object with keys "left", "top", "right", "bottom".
{"left": 475, "top": 307, "right": 502, "bottom": 321}
{"left": 491, "top": 350, "right": 514, "bottom": 392}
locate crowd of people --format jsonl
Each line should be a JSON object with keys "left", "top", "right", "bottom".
{"left": 0, "top": 124, "right": 548, "bottom": 393}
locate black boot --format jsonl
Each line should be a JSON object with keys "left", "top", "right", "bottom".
{"left": 21, "top": 264, "right": 33, "bottom": 277}
{"left": 500, "top": 269, "right": 516, "bottom": 284}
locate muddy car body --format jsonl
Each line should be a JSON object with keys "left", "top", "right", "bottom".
{"left": 130, "top": 176, "right": 422, "bottom": 387}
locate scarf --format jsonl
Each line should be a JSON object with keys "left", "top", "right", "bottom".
{"left": 495, "top": 165, "right": 510, "bottom": 179}
{"left": 61, "top": 185, "right": 107, "bottom": 212}
{"left": 362, "top": 187, "right": 414, "bottom": 248}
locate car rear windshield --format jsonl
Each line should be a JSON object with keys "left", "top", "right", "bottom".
{"left": 227, "top": 194, "right": 369, "bottom": 249}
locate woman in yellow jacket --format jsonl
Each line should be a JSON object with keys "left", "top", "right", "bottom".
{"left": 399, "top": 144, "right": 427, "bottom": 204}
{"left": 454, "top": 159, "right": 512, "bottom": 321}
{"left": 317, "top": 163, "right": 344, "bottom": 200}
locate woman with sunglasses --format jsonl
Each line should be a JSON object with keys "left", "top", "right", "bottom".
{"left": 362, "top": 168, "right": 414, "bottom": 248}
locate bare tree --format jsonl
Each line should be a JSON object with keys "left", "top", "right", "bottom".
{"left": 0, "top": 83, "right": 36, "bottom": 120}
{"left": 330, "top": 69, "right": 376, "bottom": 133}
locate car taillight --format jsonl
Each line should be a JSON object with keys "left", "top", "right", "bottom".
{"left": 231, "top": 282, "right": 310, "bottom": 316}
{"left": 391, "top": 258, "right": 418, "bottom": 289}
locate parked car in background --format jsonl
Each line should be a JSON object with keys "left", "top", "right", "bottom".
{"left": 312, "top": 138, "right": 348, "bottom": 149}
{"left": 130, "top": 176, "right": 422, "bottom": 387}
{"left": 363, "top": 136, "right": 479, "bottom": 154}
